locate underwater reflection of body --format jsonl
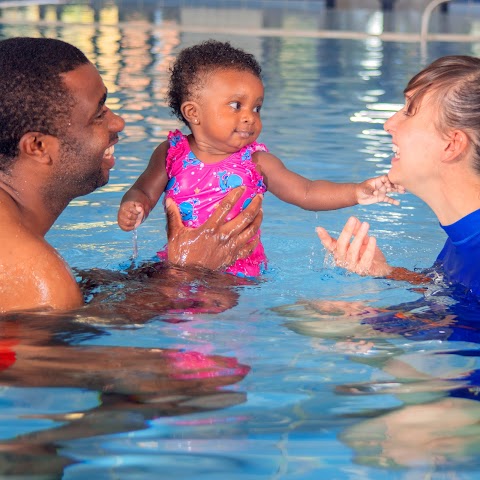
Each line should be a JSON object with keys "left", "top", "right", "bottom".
{"left": 276, "top": 291, "right": 480, "bottom": 469}
{"left": 340, "top": 396, "right": 480, "bottom": 470}
{"left": 76, "top": 262, "right": 253, "bottom": 322}
{"left": 0, "top": 278, "right": 250, "bottom": 478}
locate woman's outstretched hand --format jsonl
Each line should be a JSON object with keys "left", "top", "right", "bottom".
{"left": 316, "top": 216, "right": 392, "bottom": 277}
{"left": 166, "top": 187, "right": 263, "bottom": 271}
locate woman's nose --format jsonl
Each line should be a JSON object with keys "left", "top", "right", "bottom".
{"left": 384, "top": 110, "right": 398, "bottom": 133}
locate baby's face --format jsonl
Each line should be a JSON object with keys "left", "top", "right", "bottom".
{"left": 193, "top": 68, "right": 264, "bottom": 155}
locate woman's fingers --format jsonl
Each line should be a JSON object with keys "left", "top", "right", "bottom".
{"left": 318, "top": 217, "right": 374, "bottom": 274}
{"left": 355, "top": 236, "right": 377, "bottom": 275}
{"left": 344, "top": 220, "right": 370, "bottom": 270}
{"left": 317, "top": 218, "right": 389, "bottom": 277}
{"left": 335, "top": 217, "right": 361, "bottom": 261}
{"left": 315, "top": 226, "right": 336, "bottom": 252}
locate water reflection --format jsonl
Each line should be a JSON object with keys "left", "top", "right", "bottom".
{"left": 341, "top": 397, "right": 480, "bottom": 469}
{"left": 2, "top": 7, "right": 480, "bottom": 477}
{"left": 0, "top": 274, "right": 251, "bottom": 477}
{"left": 276, "top": 293, "right": 480, "bottom": 470}
{"left": 75, "top": 263, "right": 254, "bottom": 320}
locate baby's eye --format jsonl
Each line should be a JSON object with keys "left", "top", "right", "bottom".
{"left": 229, "top": 101, "right": 241, "bottom": 110}
{"left": 254, "top": 105, "right": 262, "bottom": 113}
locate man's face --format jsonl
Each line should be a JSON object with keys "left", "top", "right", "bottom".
{"left": 51, "top": 62, "right": 125, "bottom": 198}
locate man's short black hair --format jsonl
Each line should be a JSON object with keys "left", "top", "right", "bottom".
{"left": 0, "top": 37, "right": 90, "bottom": 170}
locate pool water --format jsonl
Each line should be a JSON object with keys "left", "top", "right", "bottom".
{"left": 2, "top": 3, "right": 480, "bottom": 479}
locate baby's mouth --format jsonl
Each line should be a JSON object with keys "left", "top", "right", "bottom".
{"left": 236, "top": 130, "right": 253, "bottom": 139}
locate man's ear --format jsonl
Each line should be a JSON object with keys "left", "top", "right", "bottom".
{"left": 444, "top": 130, "right": 469, "bottom": 163}
{"left": 18, "top": 132, "right": 54, "bottom": 164}
{"left": 181, "top": 101, "right": 200, "bottom": 126}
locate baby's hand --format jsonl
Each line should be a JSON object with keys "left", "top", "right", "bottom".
{"left": 118, "top": 201, "right": 145, "bottom": 231}
{"left": 356, "top": 175, "right": 405, "bottom": 206}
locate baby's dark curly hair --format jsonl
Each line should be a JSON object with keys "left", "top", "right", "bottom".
{"left": 167, "top": 40, "right": 262, "bottom": 127}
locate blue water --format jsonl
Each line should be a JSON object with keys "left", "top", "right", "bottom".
{"left": 2, "top": 2, "right": 480, "bottom": 479}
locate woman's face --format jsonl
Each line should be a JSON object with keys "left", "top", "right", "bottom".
{"left": 384, "top": 91, "right": 449, "bottom": 195}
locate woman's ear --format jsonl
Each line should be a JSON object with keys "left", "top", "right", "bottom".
{"left": 181, "top": 101, "right": 200, "bottom": 126}
{"left": 444, "top": 130, "right": 469, "bottom": 163}
{"left": 18, "top": 132, "right": 54, "bottom": 164}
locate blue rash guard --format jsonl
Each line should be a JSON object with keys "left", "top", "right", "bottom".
{"left": 357, "top": 211, "right": 480, "bottom": 402}
{"left": 435, "top": 208, "right": 480, "bottom": 298}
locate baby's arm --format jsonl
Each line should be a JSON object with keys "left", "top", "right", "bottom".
{"left": 255, "top": 152, "right": 403, "bottom": 210}
{"left": 118, "top": 141, "right": 169, "bottom": 231}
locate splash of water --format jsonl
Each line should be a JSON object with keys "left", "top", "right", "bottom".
{"left": 132, "top": 228, "right": 138, "bottom": 260}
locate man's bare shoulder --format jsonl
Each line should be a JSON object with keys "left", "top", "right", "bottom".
{"left": 0, "top": 191, "right": 83, "bottom": 313}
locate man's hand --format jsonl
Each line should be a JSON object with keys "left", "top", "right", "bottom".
{"left": 166, "top": 187, "right": 263, "bottom": 270}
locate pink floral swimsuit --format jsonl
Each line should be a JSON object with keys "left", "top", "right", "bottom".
{"left": 160, "top": 130, "right": 268, "bottom": 277}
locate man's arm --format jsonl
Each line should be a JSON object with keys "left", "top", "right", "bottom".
{"left": 166, "top": 187, "right": 263, "bottom": 271}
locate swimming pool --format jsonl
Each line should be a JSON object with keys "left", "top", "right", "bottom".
{"left": 2, "top": 1, "right": 480, "bottom": 478}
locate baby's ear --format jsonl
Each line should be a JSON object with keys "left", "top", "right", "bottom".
{"left": 181, "top": 101, "right": 200, "bottom": 126}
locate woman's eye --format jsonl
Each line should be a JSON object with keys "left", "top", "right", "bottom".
{"left": 402, "top": 104, "right": 417, "bottom": 117}
{"left": 399, "top": 105, "right": 409, "bottom": 117}
{"left": 229, "top": 101, "right": 240, "bottom": 110}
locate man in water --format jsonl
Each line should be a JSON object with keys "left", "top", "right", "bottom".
{"left": 0, "top": 37, "right": 262, "bottom": 313}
